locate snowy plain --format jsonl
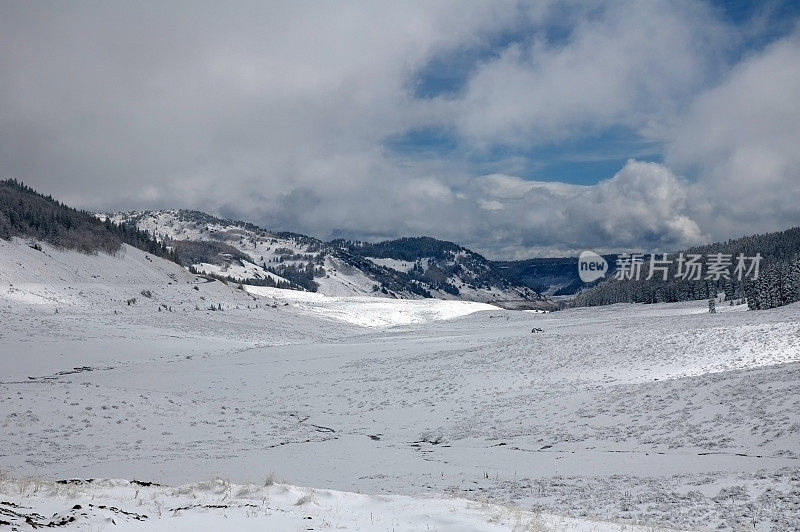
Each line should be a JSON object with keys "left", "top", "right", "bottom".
{"left": 1, "top": 238, "right": 799, "bottom": 530}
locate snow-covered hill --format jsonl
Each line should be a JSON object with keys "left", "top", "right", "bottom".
{"left": 0, "top": 237, "right": 496, "bottom": 379}
{"left": 106, "top": 209, "right": 549, "bottom": 306}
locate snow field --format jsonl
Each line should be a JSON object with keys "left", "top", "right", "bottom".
{"left": 2, "top": 238, "right": 800, "bottom": 529}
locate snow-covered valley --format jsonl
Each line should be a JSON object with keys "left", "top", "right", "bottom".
{"left": 2, "top": 238, "right": 799, "bottom": 530}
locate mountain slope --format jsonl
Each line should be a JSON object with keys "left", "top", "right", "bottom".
{"left": 332, "top": 236, "right": 543, "bottom": 303}
{"left": 0, "top": 179, "right": 173, "bottom": 260}
{"left": 109, "top": 209, "right": 550, "bottom": 306}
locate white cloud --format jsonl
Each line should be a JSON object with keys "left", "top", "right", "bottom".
{"left": 460, "top": 160, "right": 706, "bottom": 258}
{"left": 0, "top": 1, "right": 515, "bottom": 209}
{"left": 478, "top": 199, "right": 505, "bottom": 211}
{"left": 0, "top": 2, "right": 798, "bottom": 258}
{"left": 665, "top": 26, "right": 800, "bottom": 234}
{"left": 448, "top": 0, "right": 730, "bottom": 147}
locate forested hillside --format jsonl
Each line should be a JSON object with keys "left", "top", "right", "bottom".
{"left": 0, "top": 179, "right": 175, "bottom": 260}
{"left": 335, "top": 237, "right": 463, "bottom": 262}
{"left": 571, "top": 227, "right": 800, "bottom": 310}
{"left": 333, "top": 237, "right": 529, "bottom": 298}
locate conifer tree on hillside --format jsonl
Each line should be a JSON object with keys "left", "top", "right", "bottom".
{"left": 573, "top": 227, "right": 800, "bottom": 311}
{"left": 0, "top": 179, "right": 176, "bottom": 261}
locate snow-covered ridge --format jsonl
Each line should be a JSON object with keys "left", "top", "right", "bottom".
{"left": 0, "top": 236, "right": 492, "bottom": 331}
{"left": 105, "top": 209, "right": 308, "bottom": 288}
{"left": 107, "top": 209, "right": 548, "bottom": 305}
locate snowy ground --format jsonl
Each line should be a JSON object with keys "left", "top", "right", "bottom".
{"left": 0, "top": 477, "right": 657, "bottom": 531}
{"left": 245, "top": 285, "right": 498, "bottom": 327}
{"left": 2, "top": 238, "right": 800, "bottom": 530}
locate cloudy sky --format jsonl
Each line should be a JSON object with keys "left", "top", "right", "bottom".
{"left": 2, "top": 1, "right": 799, "bottom": 258}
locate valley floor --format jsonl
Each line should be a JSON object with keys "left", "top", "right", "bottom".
{"left": 2, "top": 240, "right": 800, "bottom": 530}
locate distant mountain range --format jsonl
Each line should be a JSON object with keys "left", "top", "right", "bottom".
{"left": 0, "top": 179, "right": 582, "bottom": 308}
{"left": 107, "top": 209, "right": 555, "bottom": 308}
{"left": 4, "top": 179, "right": 798, "bottom": 311}
{"left": 107, "top": 209, "right": 800, "bottom": 311}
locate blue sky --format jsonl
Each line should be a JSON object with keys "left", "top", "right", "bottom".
{"left": 386, "top": 125, "right": 663, "bottom": 185}
{"left": 387, "top": 0, "right": 800, "bottom": 187}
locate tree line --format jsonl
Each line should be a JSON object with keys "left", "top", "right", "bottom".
{"left": 0, "top": 179, "right": 176, "bottom": 261}
{"left": 571, "top": 226, "right": 800, "bottom": 311}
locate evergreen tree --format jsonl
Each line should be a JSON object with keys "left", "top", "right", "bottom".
{"left": 573, "top": 226, "right": 800, "bottom": 311}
